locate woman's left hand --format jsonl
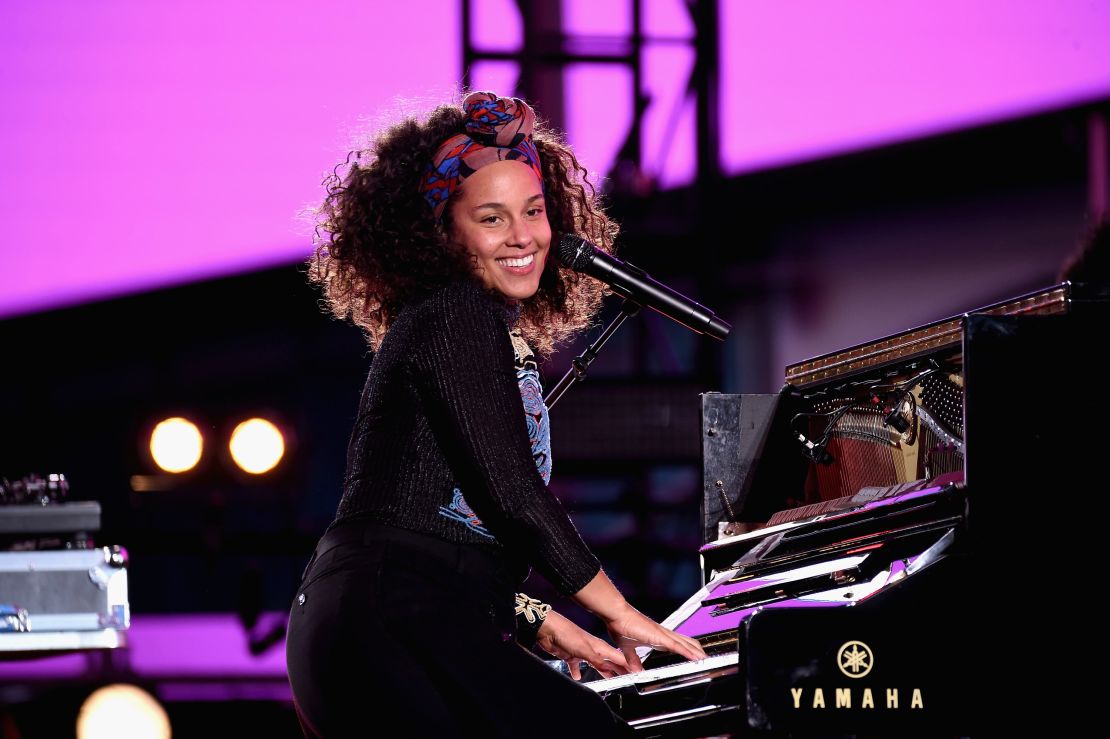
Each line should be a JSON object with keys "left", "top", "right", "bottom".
{"left": 534, "top": 610, "right": 633, "bottom": 681}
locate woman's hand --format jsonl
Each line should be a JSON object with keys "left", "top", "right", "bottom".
{"left": 571, "top": 568, "right": 708, "bottom": 671}
{"left": 603, "top": 604, "right": 707, "bottom": 671}
{"left": 534, "top": 610, "right": 633, "bottom": 681}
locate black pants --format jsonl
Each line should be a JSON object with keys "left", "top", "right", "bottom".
{"left": 285, "top": 520, "right": 634, "bottom": 738}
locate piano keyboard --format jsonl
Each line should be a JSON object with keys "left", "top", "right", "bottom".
{"left": 582, "top": 653, "right": 738, "bottom": 696}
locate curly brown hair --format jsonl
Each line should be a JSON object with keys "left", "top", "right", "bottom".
{"left": 305, "top": 95, "right": 619, "bottom": 357}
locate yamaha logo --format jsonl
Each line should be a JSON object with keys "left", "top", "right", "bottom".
{"left": 789, "top": 638, "right": 924, "bottom": 710}
{"left": 837, "top": 640, "right": 874, "bottom": 678}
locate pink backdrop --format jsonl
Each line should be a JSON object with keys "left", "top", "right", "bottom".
{"left": 2, "top": 0, "right": 1108, "bottom": 318}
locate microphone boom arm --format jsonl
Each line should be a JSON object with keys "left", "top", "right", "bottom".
{"left": 543, "top": 298, "right": 642, "bottom": 411}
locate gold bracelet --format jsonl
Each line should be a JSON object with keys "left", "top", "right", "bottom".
{"left": 514, "top": 592, "right": 551, "bottom": 624}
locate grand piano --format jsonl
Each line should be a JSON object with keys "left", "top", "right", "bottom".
{"left": 581, "top": 281, "right": 1106, "bottom": 737}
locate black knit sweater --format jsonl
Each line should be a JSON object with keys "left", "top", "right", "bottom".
{"left": 331, "top": 278, "right": 601, "bottom": 596}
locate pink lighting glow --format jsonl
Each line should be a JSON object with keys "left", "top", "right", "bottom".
{"left": 0, "top": 1, "right": 460, "bottom": 319}
{"left": 470, "top": 61, "right": 520, "bottom": 99}
{"left": 720, "top": 0, "right": 1110, "bottom": 175}
{"left": 643, "top": 44, "right": 697, "bottom": 189}
{"left": 564, "top": 63, "right": 634, "bottom": 186}
{"left": 470, "top": 0, "right": 523, "bottom": 52}
{"left": 563, "top": 0, "right": 631, "bottom": 37}
{"left": 0, "top": 613, "right": 290, "bottom": 683}
{"left": 4, "top": 1, "right": 1108, "bottom": 319}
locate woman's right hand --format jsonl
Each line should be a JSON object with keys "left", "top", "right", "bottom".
{"left": 534, "top": 610, "right": 633, "bottom": 680}
{"left": 602, "top": 603, "right": 707, "bottom": 671}
{"left": 572, "top": 567, "right": 707, "bottom": 670}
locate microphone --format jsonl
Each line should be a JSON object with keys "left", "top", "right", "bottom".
{"left": 797, "top": 432, "right": 835, "bottom": 466}
{"left": 557, "top": 234, "right": 731, "bottom": 340}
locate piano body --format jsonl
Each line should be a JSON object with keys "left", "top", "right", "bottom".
{"left": 583, "top": 281, "right": 1106, "bottom": 736}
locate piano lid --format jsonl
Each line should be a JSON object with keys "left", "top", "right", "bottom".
{"left": 784, "top": 283, "right": 1070, "bottom": 388}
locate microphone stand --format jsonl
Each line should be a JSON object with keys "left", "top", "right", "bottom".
{"left": 544, "top": 297, "right": 641, "bottom": 411}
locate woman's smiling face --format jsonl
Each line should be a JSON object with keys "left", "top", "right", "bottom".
{"left": 448, "top": 159, "right": 551, "bottom": 301}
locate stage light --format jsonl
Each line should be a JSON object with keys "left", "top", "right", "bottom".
{"left": 229, "top": 418, "right": 285, "bottom": 474}
{"left": 149, "top": 418, "right": 203, "bottom": 473}
{"left": 77, "top": 683, "right": 171, "bottom": 739}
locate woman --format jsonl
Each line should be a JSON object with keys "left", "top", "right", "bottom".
{"left": 286, "top": 91, "right": 706, "bottom": 738}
